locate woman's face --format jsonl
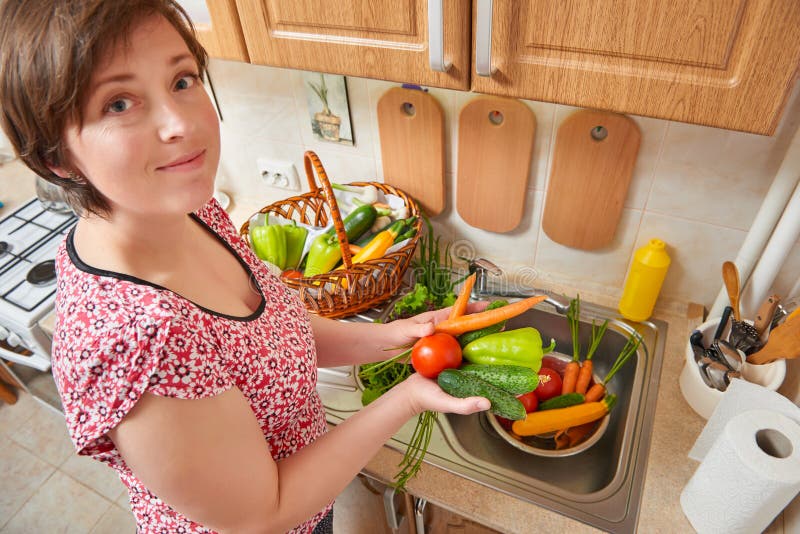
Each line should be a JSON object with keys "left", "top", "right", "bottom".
{"left": 62, "top": 15, "right": 220, "bottom": 218}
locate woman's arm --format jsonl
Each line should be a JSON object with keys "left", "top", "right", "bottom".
{"left": 311, "top": 301, "right": 488, "bottom": 368}
{"left": 109, "top": 376, "right": 488, "bottom": 533}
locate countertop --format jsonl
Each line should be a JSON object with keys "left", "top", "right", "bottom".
{"left": 4, "top": 168, "right": 797, "bottom": 533}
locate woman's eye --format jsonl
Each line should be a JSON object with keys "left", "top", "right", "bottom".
{"left": 175, "top": 74, "right": 198, "bottom": 91}
{"left": 105, "top": 97, "right": 133, "bottom": 114}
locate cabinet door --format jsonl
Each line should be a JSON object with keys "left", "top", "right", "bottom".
{"left": 471, "top": 0, "right": 800, "bottom": 134}
{"left": 235, "top": 0, "right": 470, "bottom": 90}
{"left": 178, "top": 0, "right": 249, "bottom": 61}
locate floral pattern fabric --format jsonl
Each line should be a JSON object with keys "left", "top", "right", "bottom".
{"left": 51, "top": 198, "right": 330, "bottom": 533}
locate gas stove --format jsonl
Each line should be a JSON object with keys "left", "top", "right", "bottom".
{"left": 0, "top": 198, "right": 76, "bottom": 371}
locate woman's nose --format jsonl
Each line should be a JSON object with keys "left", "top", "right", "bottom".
{"left": 156, "top": 97, "right": 193, "bottom": 142}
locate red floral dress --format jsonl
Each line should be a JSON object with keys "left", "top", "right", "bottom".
{"left": 51, "top": 198, "right": 330, "bottom": 533}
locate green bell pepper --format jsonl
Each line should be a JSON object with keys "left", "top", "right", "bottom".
{"left": 282, "top": 221, "right": 308, "bottom": 270}
{"left": 303, "top": 233, "right": 341, "bottom": 277}
{"left": 462, "top": 327, "right": 555, "bottom": 371}
{"left": 251, "top": 224, "right": 287, "bottom": 270}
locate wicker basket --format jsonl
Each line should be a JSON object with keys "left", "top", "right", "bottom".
{"left": 240, "top": 151, "right": 422, "bottom": 318}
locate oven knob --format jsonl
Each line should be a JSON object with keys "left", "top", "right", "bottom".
{"left": 0, "top": 326, "right": 8, "bottom": 341}
{"left": 6, "top": 332, "right": 22, "bottom": 347}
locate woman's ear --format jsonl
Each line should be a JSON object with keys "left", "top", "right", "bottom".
{"left": 46, "top": 164, "right": 71, "bottom": 179}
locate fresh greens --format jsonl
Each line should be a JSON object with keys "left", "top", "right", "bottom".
{"left": 386, "top": 217, "right": 459, "bottom": 321}
{"left": 358, "top": 359, "right": 412, "bottom": 406}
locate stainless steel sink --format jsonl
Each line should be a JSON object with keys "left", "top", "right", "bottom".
{"left": 317, "top": 295, "right": 667, "bottom": 533}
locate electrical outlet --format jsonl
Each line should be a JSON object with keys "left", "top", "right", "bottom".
{"left": 257, "top": 158, "right": 300, "bottom": 191}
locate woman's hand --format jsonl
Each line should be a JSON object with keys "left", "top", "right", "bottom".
{"left": 388, "top": 301, "right": 489, "bottom": 347}
{"left": 395, "top": 373, "right": 490, "bottom": 416}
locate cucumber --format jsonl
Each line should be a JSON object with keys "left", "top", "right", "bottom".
{"left": 457, "top": 300, "right": 509, "bottom": 347}
{"left": 538, "top": 392, "right": 585, "bottom": 411}
{"left": 459, "top": 364, "right": 538, "bottom": 395}
{"left": 327, "top": 205, "right": 377, "bottom": 242}
{"left": 437, "top": 369, "right": 526, "bottom": 421}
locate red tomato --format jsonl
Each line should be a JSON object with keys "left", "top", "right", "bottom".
{"left": 517, "top": 391, "right": 538, "bottom": 413}
{"left": 534, "top": 367, "right": 562, "bottom": 401}
{"left": 411, "top": 333, "right": 462, "bottom": 378}
{"left": 495, "top": 415, "right": 514, "bottom": 430}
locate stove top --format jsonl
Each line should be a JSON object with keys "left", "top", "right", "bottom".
{"left": 0, "top": 198, "right": 77, "bottom": 328}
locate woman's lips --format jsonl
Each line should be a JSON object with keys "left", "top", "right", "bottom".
{"left": 158, "top": 149, "right": 205, "bottom": 171}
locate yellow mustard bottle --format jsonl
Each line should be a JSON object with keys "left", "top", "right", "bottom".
{"left": 619, "top": 238, "right": 671, "bottom": 322}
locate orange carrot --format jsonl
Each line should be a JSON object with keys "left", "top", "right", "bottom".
{"left": 561, "top": 361, "right": 580, "bottom": 394}
{"left": 575, "top": 360, "right": 593, "bottom": 395}
{"left": 448, "top": 273, "right": 477, "bottom": 320}
{"left": 576, "top": 319, "right": 608, "bottom": 395}
{"left": 554, "top": 421, "right": 599, "bottom": 450}
{"left": 584, "top": 383, "right": 605, "bottom": 403}
{"left": 435, "top": 295, "right": 548, "bottom": 336}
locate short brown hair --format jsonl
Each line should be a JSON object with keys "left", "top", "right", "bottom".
{"left": 0, "top": 0, "right": 208, "bottom": 217}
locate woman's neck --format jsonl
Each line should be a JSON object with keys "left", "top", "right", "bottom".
{"left": 73, "top": 208, "right": 196, "bottom": 280}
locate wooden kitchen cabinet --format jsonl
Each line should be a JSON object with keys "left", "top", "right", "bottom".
{"left": 472, "top": 0, "right": 800, "bottom": 135}
{"left": 178, "top": 0, "right": 249, "bottom": 62}
{"left": 226, "top": 0, "right": 800, "bottom": 134}
{"left": 234, "top": 0, "right": 471, "bottom": 90}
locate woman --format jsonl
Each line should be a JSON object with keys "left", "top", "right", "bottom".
{"left": 0, "top": 2, "right": 489, "bottom": 533}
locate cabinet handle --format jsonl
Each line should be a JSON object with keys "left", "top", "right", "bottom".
{"left": 414, "top": 497, "right": 428, "bottom": 534}
{"left": 475, "top": 0, "right": 494, "bottom": 76}
{"left": 428, "top": 0, "right": 451, "bottom": 72}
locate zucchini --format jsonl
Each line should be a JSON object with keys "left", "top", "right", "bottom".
{"left": 437, "top": 369, "right": 526, "bottom": 421}
{"left": 326, "top": 204, "right": 377, "bottom": 243}
{"left": 538, "top": 392, "right": 585, "bottom": 411}
{"left": 459, "top": 364, "right": 538, "bottom": 395}
{"left": 457, "top": 300, "right": 509, "bottom": 347}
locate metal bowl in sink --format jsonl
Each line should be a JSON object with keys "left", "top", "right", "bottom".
{"left": 486, "top": 406, "right": 609, "bottom": 458}
{"left": 485, "top": 352, "right": 610, "bottom": 457}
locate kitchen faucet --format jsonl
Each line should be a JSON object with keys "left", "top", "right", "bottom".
{"left": 465, "top": 258, "right": 570, "bottom": 315}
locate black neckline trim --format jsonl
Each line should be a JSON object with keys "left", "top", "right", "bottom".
{"left": 66, "top": 213, "right": 266, "bottom": 322}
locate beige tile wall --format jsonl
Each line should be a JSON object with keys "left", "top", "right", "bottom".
{"left": 209, "top": 59, "right": 800, "bottom": 310}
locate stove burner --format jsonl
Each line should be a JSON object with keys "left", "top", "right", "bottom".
{"left": 0, "top": 241, "right": 9, "bottom": 258}
{"left": 26, "top": 259, "right": 56, "bottom": 286}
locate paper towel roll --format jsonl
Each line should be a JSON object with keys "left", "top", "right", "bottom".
{"left": 681, "top": 410, "right": 800, "bottom": 533}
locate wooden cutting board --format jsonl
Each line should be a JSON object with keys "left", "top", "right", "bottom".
{"left": 456, "top": 96, "right": 536, "bottom": 232}
{"left": 542, "top": 110, "right": 640, "bottom": 250}
{"left": 377, "top": 87, "right": 445, "bottom": 215}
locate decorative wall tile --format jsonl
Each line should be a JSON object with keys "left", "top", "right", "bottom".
{"left": 635, "top": 212, "right": 747, "bottom": 306}
{"left": 535, "top": 207, "right": 643, "bottom": 288}
{"left": 207, "top": 61, "right": 302, "bottom": 145}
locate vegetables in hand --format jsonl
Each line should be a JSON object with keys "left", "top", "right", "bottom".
{"left": 534, "top": 367, "right": 562, "bottom": 401}
{"left": 457, "top": 300, "right": 509, "bottom": 347}
{"left": 411, "top": 333, "right": 462, "bottom": 378}
{"left": 462, "top": 327, "right": 553, "bottom": 370}
{"left": 437, "top": 369, "right": 526, "bottom": 421}
{"left": 448, "top": 272, "right": 476, "bottom": 320}
{"left": 250, "top": 224, "right": 287, "bottom": 270}
{"left": 434, "top": 295, "right": 549, "bottom": 336}
{"left": 459, "top": 364, "right": 539, "bottom": 395}
{"left": 511, "top": 394, "right": 617, "bottom": 436}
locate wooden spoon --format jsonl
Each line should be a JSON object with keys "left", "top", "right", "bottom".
{"left": 746, "top": 314, "right": 800, "bottom": 365}
{"left": 722, "top": 261, "right": 741, "bottom": 321}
